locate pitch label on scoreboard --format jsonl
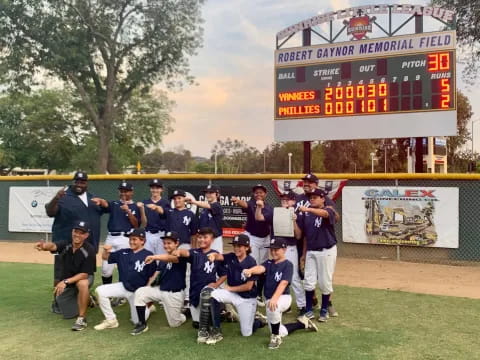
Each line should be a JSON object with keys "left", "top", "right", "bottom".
{"left": 275, "top": 51, "right": 454, "bottom": 119}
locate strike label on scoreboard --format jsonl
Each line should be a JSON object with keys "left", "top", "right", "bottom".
{"left": 275, "top": 50, "right": 455, "bottom": 120}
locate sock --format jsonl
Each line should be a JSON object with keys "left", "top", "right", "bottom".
{"left": 210, "top": 298, "right": 221, "bottom": 328}
{"left": 136, "top": 306, "right": 146, "bottom": 325}
{"left": 252, "top": 319, "right": 265, "bottom": 333}
{"left": 257, "top": 275, "right": 265, "bottom": 298}
{"left": 271, "top": 322, "right": 280, "bottom": 335}
{"left": 321, "top": 294, "right": 330, "bottom": 311}
{"left": 328, "top": 300, "right": 333, "bottom": 306}
{"left": 285, "top": 321, "right": 305, "bottom": 334}
{"left": 102, "top": 276, "right": 112, "bottom": 285}
{"left": 305, "top": 290, "right": 315, "bottom": 312}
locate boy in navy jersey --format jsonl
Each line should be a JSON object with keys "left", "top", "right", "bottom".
{"left": 173, "top": 227, "right": 226, "bottom": 344}
{"left": 186, "top": 184, "right": 224, "bottom": 252}
{"left": 142, "top": 179, "right": 170, "bottom": 255}
{"left": 243, "top": 238, "right": 317, "bottom": 350}
{"left": 91, "top": 181, "right": 143, "bottom": 285}
{"left": 206, "top": 234, "right": 265, "bottom": 344}
{"left": 131, "top": 231, "right": 188, "bottom": 335}
{"left": 296, "top": 188, "right": 338, "bottom": 323}
{"left": 94, "top": 229, "right": 156, "bottom": 330}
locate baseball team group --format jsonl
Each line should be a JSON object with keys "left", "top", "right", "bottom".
{"left": 34, "top": 171, "right": 339, "bottom": 350}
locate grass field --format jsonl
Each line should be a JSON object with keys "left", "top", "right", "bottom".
{"left": 1, "top": 262, "right": 479, "bottom": 360}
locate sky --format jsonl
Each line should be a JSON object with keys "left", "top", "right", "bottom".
{"left": 161, "top": 0, "right": 479, "bottom": 158}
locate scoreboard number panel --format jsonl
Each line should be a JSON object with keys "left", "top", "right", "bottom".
{"left": 275, "top": 51, "right": 455, "bottom": 119}
{"left": 273, "top": 31, "right": 457, "bottom": 142}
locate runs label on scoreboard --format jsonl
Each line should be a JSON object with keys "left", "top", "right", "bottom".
{"left": 274, "top": 51, "right": 455, "bottom": 120}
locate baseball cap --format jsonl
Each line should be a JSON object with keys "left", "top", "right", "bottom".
{"left": 73, "top": 220, "right": 90, "bottom": 233}
{"left": 229, "top": 234, "right": 250, "bottom": 246}
{"left": 149, "top": 179, "right": 163, "bottom": 187}
{"left": 265, "top": 238, "right": 288, "bottom": 249}
{"left": 170, "top": 189, "right": 186, "bottom": 199}
{"left": 202, "top": 184, "right": 220, "bottom": 193}
{"left": 118, "top": 181, "right": 134, "bottom": 191}
{"left": 129, "top": 228, "right": 146, "bottom": 239}
{"left": 279, "top": 191, "right": 296, "bottom": 200}
{"left": 307, "top": 188, "right": 326, "bottom": 198}
{"left": 162, "top": 231, "right": 180, "bottom": 241}
{"left": 252, "top": 184, "right": 267, "bottom": 192}
{"left": 73, "top": 171, "right": 88, "bottom": 181}
{"left": 302, "top": 173, "right": 319, "bottom": 183}
{"left": 197, "top": 227, "right": 215, "bottom": 236}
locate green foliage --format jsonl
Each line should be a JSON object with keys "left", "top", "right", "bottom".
{"left": 0, "top": 0, "right": 204, "bottom": 172}
{"left": 212, "top": 138, "right": 262, "bottom": 174}
{"left": 322, "top": 139, "right": 377, "bottom": 173}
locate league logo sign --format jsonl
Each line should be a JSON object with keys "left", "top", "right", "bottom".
{"left": 344, "top": 11, "right": 375, "bottom": 40}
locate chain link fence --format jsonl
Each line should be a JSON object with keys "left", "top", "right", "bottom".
{"left": 1, "top": 175, "right": 478, "bottom": 266}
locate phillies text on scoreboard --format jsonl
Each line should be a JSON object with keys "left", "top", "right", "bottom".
{"left": 275, "top": 50, "right": 455, "bottom": 119}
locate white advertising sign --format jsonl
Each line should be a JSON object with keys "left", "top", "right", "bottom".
{"left": 342, "top": 186, "right": 459, "bottom": 248}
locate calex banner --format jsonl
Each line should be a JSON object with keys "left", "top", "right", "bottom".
{"left": 342, "top": 186, "right": 459, "bottom": 248}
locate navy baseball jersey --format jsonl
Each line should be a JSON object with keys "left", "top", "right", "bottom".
{"left": 166, "top": 208, "right": 198, "bottom": 244}
{"left": 297, "top": 207, "right": 337, "bottom": 251}
{"left": 143, "top": 198, "right": 170, "bottom": 232}
{"left": 156, "top": 257, "right": 188, "bottom": 292}
{"left": 55, "top": 240, "right": 96, "bottom": 280}
{"left": 262, "top": 259, "right": 293, "bottom": 300}
{"left": 106, "top": 201, "right": 141, "bottom": 233}
{"left": 294, "top": 193, "right": 336, "bottom": 212}
{"left": 47, "top": 188, "right": 104, "bottom": 250}
{"left": 198, "top": 202, "right": 223, "bottom": 238}
{"left": 244, "top": 199, "right": 273, "bottom": 238}
{"left": 108, "top": 248, "right": 156, "bottom": 292}
{"left": 222, "top": 253, "right": 257, "bottom": 299}
{"left": 188, "top": 248, "right": 223, "bottom": 307}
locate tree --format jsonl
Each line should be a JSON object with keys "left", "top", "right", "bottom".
{"left": 0, "top": 0, "right": 204, "bottom": 172}
{"left": 433, "top": 0, "right": 480, "bottom": 82}
{"left": 0, "top": 90, "right": 79, "bottom": 172}
{"left": 263, "top": 142, "right": 324, "bottom": 174}
{"left": 212, "top": 138, "right": 262, "bottom": 174}
{"left": 322, "top": 140, "right": 377, "bottom": 173}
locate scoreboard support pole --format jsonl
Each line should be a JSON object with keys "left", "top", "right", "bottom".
{"left": 302, "top": 28, "right": 312, "bottom": 173}
{"left": 414, "top": 14, "right": 425, "bottom": 174}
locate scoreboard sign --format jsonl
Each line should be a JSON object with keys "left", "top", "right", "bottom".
{"left": 274, "top": 30, "right": 457, "bottom": 142}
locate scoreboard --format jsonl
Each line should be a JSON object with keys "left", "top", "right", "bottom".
{"left": 274, "top": 31, "right": 457, "bottom": 142}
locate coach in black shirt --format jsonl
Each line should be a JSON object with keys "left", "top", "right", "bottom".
{"left": 35, "top": 220, "right": 96, "bottom": 331}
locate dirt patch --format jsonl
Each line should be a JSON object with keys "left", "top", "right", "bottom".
{"left": 1, "top": 241, "right": 479, "bottom": 299}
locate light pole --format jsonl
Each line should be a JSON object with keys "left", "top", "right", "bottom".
{"left": 288, "top": 153, "right": 292, "bottom": 174}
{"left": 370, "top": 152, "right": 375, "bottom": 173}
{"left": 472, "top": 119, "right": 480, "bottom": 155}
{"left": 214, "top": 150, "right": 217, "bottom": 174}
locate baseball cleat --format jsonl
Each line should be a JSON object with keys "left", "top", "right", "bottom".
{"left": 327, "top": 303, "right": 338, "bottom": 317}
{"left": 94, "top": 319, "right": 119, "bottom": 330}
{"left": 225, "top": 304, "right": 239, "bottom": 322}
{"left": 297, "top": 315, "right": 318, "bottom": 332}
{"left": 268, "top": 334, "right": 282, "bottom": 350}
{"left": 130, "top": 323, "right": 149, "bottom": 335}
{"left": 111, "top": 297, "right": 127, "bottom": 307}
{"left": 206, "top": 328, "right": 223, "bottom": 345}
{"left": 256, "top": 296, "right": 265, "bottom": 307}
{"left": 255, "top": 311, "right": 267, "bottom": 321}
{"left": 297, "top": 307, "right": 306, "bottom": 316}
{"left": 197, "top": 329, "right": 209, "bottom": 344}
{"left": 304, "top": 310, "right": 315, "bottom": 319}
{"left": 148, "top": 304, "right": 157, "bottom": 313}
{"left": 71, "top": 317, "right": 87, "bottom": 331}
{"left": 318, "top": 309, "right": 329, "bottom": 322}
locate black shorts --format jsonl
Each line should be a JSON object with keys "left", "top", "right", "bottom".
{"left": 56, "top": 275, "right": 94, "bottom": 319}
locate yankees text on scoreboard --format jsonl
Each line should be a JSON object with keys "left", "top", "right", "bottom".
{"left": 273, "top": 30, "right": 456, "bottom": 142}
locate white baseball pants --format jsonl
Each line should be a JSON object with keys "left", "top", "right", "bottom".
{"left": 145, "top": 231, "right": 166, "bottom": 255}
{"left": 211, "top": 289, "right": 257, "bottom": 336}
{"left": 211, "top": 235, "right": 223, "bottom": 253}
{"left": 285, "top": 245, "right": 306, "bottom": 308}
{"left": 266, "top": 294, "right": 291, "bottom": 337}
{"left": 134, "top": 286, "right": 186, "bottom": 327}
{"left": 304, "top": 245, "right": 337, "bottom": 295}
{"left": 179, "top": 243, "right": 191, "bottom": 301}
{"left": 245, "top": 232, "right": 270, "bottom": 265}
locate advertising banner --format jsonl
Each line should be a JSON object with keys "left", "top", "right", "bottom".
{"left": 9, "top": 187, "right": 57, "bottom": 232}
{"left": 342, "top": 186, "right": 459, "bottom": 248}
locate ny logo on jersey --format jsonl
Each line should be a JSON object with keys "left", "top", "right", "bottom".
{"left": 183, "top": 216, "right": 191, "bottom": 226}
{"left": 295, "top": 199, "right": 310, "bottom": 212}
{"left": 166, "top": 262, "right": 173, "bottom": 270}
{"left": 203, "top": 261, "right": 215, "bottom": 274}
{"left": 314, "top": 217, "right": 322, "bottom": 228}
{"left": 274, "top": 271, "right": 282, "bottom": 282}
{"left": 134, "top": 260, "right": 146, "bottom": 272}
{"left": 241, "top": 271, "right": 247, "bottom": 282}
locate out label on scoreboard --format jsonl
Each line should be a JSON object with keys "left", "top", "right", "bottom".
{"left": 275, "top": 51, "right": 455, "bottom": 119}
